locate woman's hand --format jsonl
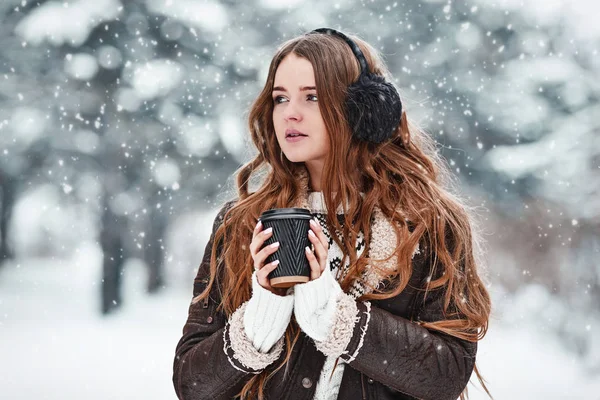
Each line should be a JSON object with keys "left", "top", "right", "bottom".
{"left": 306, "top": 218, "right": 329, "bottom": 280}
{"left": 250, "top": 220, "right": 286, "bottom": 296}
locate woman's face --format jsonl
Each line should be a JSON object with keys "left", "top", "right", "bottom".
{"left": 272, "top": 53, "right": 330, "bottom": 165}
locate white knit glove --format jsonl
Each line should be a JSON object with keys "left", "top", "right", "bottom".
{"left": 293, "top": 267, "right": 342, "bottom": 342}
{"left": 243, "top": 271, "right": 294, "bottom": 353}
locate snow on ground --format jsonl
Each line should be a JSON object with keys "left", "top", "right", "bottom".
{"left": 1, "top": 248, "right": 599, "bottom": 400}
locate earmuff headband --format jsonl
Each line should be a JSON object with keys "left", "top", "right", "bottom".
{"left": 308, "top": 28, "right": 403, "bottom": 145}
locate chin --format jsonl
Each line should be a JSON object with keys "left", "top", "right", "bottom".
{"left": 283, "top": 150, "right": 326, "bottom": 165}
{"left": 283, "top": 154, "right": 307, "bottom": 163}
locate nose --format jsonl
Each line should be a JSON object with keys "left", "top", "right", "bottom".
{"left": 283, "top": 100, "right": 302, "bottom": 122}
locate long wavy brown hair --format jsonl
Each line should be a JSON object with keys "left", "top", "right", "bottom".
{"left": 196, "top": 31, "right": 492, "bottom": 399}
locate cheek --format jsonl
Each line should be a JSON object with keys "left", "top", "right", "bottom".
{"left": 272, "top": 111, "right": 282, "bottom": 131}
{"left": 316, "top": 120, "right": 329, "bottom": 145}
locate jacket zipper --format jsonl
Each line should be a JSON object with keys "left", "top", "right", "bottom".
{"left": 360, "top": 373, "right": 367, "bottom": 400}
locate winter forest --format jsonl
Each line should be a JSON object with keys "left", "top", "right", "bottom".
{"left": 1, "top": 0, "right": 599, "bottom": 399}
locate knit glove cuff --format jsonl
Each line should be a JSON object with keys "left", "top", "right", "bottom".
{"left": 293, "top": 267, "right": 343, "bottom": 342}
{"left": 243, "top": 271, "right": 294, "bottom": 353}
{"left": 227, "top": 302, "right": 284, "bottom": 373}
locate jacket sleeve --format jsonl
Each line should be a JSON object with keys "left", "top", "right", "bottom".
{"left": 317, "top": 246, "right": 477, "bottom": 400}
{"left": 172, "top": 201, "right": 285, "bottom": 400}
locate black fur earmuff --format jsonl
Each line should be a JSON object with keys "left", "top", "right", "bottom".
{"left": 310, "top": 28, "right": 403, "bottom": 145}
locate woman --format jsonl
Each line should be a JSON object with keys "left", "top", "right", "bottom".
{"left": 173, "top": 28, "right": 492, "bottom": 400}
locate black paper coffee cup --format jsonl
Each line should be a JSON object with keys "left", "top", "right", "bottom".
{"left": 259, "top": 208, "right": 313, "bottom": 288}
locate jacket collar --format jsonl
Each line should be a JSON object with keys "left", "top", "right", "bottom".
{"left": 291, "top": 166, "right": 406, "bottom": 295}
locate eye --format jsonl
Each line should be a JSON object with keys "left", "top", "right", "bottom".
{"left": 307, "top": 94, "right": 318, "bottom": 102}
{"left": 273, "top": 95, "right": 287, "bottom": 104}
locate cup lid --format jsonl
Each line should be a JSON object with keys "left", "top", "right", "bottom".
{"left": 259, "top": 207, "right": 312, "bottom": 221}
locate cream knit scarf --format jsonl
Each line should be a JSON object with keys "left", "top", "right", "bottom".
{"left": 290, "top": 166, "right": 420, "bottom": 400}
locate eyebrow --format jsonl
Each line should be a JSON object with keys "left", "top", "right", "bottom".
{"left": 272, "top": 86, "right": 317, "bottom": 93}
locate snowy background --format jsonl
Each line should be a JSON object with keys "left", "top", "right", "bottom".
{"left": 1, "top": 0, "right": 599, "bottom": 399}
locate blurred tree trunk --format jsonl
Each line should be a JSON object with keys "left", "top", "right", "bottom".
{"left": 0, "top": 173, "right": 15, "bottom": 263}
{"left": 100, "top": 197, "right": 127, "bottom": 315}
{"left": 144, "top": 204, "right": 167, "bottom": 294}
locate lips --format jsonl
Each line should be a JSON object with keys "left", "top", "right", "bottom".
{"left": 285, "top": 128, "right": 308, "bottom": 138}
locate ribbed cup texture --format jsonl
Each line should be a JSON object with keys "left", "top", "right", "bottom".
{"left": 260, "top": 209, "right": 312, "bottom": 280}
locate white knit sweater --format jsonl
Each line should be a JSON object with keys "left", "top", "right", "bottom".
{"left": 242, "top": 191, "right": 365, "bottom": 400}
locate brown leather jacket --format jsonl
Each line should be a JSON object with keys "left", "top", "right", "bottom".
{"left": 173, "top": 201, "right": 476, "bottom": 400}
